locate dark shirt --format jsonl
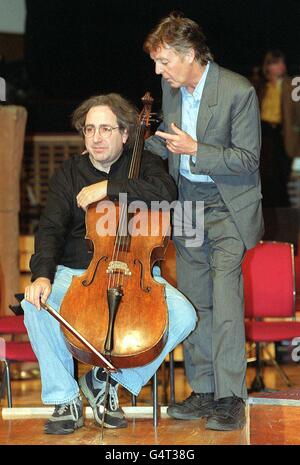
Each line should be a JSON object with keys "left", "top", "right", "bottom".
{"left": 30, "top": 148, "right": 177, "bottom": 282}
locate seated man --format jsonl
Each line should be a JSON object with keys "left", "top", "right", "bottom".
{"left": 22, "top": 93, "right": 197, "bottom": 435}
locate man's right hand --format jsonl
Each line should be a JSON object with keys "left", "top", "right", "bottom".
{"left": 24, "top": 277, "right": 52, "bottom": 310}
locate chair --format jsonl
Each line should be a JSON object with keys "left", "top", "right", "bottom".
{"left": 243, "top": 241, "right": 300, "bottom": 391}
{"left": 0, "top": 311, "right": 38, "bottom": 406}
{"left": 0, "top": 314, "right": 27, "bottom": 335}
{"left": 0, "top": 341, "right": 37, "bottom": 407}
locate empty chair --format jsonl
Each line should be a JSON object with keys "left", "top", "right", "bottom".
{"left": 243, "top": 241, "right": 300, "bottom": 391}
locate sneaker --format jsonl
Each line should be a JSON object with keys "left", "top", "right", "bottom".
{"left": 44, "top": 396, "right": 84, "bottom": 435}
{"left": 78, "top": 368, "right": 127, "bottom": 429}
{"left": 167, "top": 392, "right": 216, "bottom": 420}
{"left": 205, "top": 396, "right": 246, "bottom": 431}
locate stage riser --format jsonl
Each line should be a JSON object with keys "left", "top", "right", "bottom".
{"left": 250, "top": 404, "right": 300, "bottom": 445}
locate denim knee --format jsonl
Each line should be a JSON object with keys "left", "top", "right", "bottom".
{"left": 22, "top": 298, "right": 57, "bottom": 340}
{"left": 22, "top": 298, "right": 38, "bottom": 326}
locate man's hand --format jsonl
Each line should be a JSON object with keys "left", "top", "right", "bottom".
{"left": 155, "top": 122, "right": 198, "bottom": 155}
{"left": 76, "top": 181, "right": 108, "bottom": 211}
{"left": 24, "top": 277, "right": 52, "bottom": 310}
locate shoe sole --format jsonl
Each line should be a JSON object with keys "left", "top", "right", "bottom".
{"left": 167, "top": 408, "right": 213, "bottom": 420}
{"left": 205, "top": 417, "right": 246, "bottom": 431}
{"left": 78, "top": 375, "right": 127, "bottom": 429}
{"left": 44, "top": 416, "right": 84, "bottom": 435}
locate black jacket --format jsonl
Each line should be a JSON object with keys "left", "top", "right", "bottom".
{"left": 30, "top": 149, "right": 177, "bottom": 282}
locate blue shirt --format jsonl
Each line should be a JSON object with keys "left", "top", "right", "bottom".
{"left": 179, "top": 62, "right": 214, "bottom": 183}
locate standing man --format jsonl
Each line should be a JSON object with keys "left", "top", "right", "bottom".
{"left": 144, "top": 12, "right": 263, "bottom": 431}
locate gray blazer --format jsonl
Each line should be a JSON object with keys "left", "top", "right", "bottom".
{"left": 145, "top": 61, "right": 264, "bottom": 249}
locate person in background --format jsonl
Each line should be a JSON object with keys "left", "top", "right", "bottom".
{"left": 253, "top": 50, "right": 300, "bottom": 207}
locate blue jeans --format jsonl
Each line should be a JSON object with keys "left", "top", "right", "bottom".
{"left": 22, "top": 265, "right": 196, "bottom": 404}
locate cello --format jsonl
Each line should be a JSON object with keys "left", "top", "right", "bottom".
{"left": 43, "top": 93, "right": 170, "bottom": 372}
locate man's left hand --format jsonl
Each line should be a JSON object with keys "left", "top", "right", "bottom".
{"left": 155, "top": 122, "right": 198, "bottom": 155}
{"left": 76, "top": 181, "right": 108, "bottom": 211}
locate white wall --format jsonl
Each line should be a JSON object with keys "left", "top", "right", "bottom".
{"left": 0, "top": 0, "right": 26, "bottom": 34}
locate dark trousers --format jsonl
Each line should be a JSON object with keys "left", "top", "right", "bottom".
{"left": 173, "top": 176, "right": 247, "bottom": 400}
{"left": 260, "top": 121, "right": 291, "bottom": 208}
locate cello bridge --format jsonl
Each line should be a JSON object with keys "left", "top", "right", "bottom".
{"left": 106, "top": 261, "right": 132, "bottom": 276}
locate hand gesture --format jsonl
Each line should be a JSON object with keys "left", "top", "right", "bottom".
{"left": 155, "top": 122, "right": 198, "bottom": 155}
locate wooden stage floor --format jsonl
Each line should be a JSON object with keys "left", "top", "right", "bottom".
{"left": 0, "top": 413, "right": 249, "bottom": 446}
{"left": 1, "top": 364, "right": 300, "bottom": 445}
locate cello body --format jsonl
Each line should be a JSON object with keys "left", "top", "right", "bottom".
{"left": 60, "top": 195, "right": 170, "bottom": 368}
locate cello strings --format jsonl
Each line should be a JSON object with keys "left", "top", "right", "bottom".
{"left": 108, "top": 98, "right": 149, "bottom": 291}
{"left": 117, "top": 123, "right": 145, "bottom": 287}
{"left": 109, "top": 123, "right": 143, "bottom": 290}
{"left": 108, "top": 126, "right": 139, "bottom": 288}
{"left": 116, "top": 124, "right": 144, "bottom": 289}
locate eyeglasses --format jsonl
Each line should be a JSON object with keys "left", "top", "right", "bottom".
{"left": 82, "top": 124, "right": 120, "bottom": 138}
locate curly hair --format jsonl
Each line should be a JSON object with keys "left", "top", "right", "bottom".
{"left": 71, "top": 93, "right": 138, "bottom": 147}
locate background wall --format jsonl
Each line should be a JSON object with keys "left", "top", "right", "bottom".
{"left": 24, "top": 0, "right": 300, "bottom": 96}
{"left": 1, "top": 0, "right": 300, "bottom": 131}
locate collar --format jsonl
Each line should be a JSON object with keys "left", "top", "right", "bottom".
{"left": 181, "top": 61, "right": 210, "bottom": 101}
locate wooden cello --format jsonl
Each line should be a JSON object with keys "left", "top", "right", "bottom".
{"left": 54, "top": 93, "right": 170, "bottom": 369}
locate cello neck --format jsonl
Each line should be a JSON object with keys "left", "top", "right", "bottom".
{"left": 128, "top": 92, "right": 153, "bottom": 180}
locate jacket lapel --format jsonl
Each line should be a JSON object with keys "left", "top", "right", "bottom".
{"left": 196, "top": 62, "right": 219, "bottom": 140}
{"left": 168, "top": 87, "right": 182, "bottom": 174}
